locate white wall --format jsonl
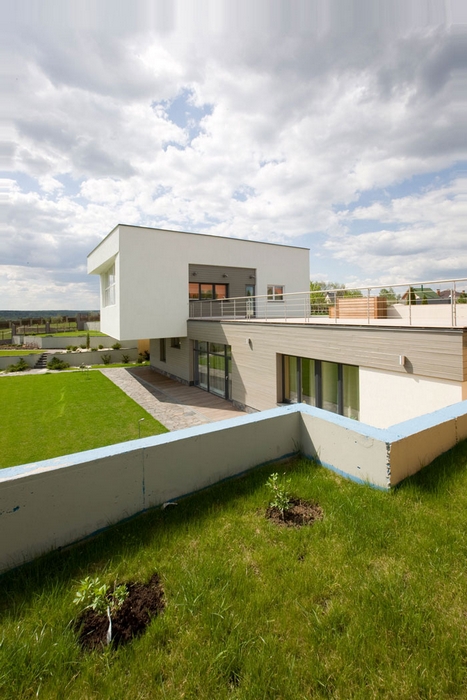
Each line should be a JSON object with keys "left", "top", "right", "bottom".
{"left": 86, "top": 228, "right": 120, "bottom": 339}
{"left": 88, "top": 225, "right": 310, "bottom": 341}
{"left": 387, "top": 303, "right": 467, "bottom": 326}
{"left": 3, "top": 401, "right": 467, "bottom": 573}
{"left": 12, "top": 335, "right": 132, "bottom": 349}
{"left": 359, "top": 367, "right": 463, "bottom": 428}
{"left": 0, "top": 349, "right": 139, "bottom": 370}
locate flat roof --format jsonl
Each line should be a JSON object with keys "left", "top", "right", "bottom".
{"left": 87, "top": 223, "right": 310, "bottom": 258}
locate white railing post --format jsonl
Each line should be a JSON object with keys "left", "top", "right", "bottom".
{"left": 452, "top": 281, "right": 456, "bottom": 326}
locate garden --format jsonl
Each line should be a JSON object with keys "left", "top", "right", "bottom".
{"left": 2, "top": 446, "right": 467, "bottom": 698}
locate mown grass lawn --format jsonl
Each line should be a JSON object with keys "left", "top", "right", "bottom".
{"left": 0, "top": 350, "right": 44, "bottom": 356}
{"left": 0, "top": 371, "right": 167, "bottom": 469}
{"left": 2, "top": 448, "right": 467, "bottom": 699}
{"left": 34, "top": 331, "right": 107, "bottom": 337}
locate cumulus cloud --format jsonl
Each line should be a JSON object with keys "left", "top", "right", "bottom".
{"left": 1, "top": 0, "right": 466, "bottom": 307}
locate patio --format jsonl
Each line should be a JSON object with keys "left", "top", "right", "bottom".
{"left": 101, "top": 366, "right": 246, "bottom": 432}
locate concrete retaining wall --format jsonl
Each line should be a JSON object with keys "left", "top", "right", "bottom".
{"left": 0, "top": 348, "right": 139, "bottom": 370}
{"left": 0, "top": 354, "right": 42, "bottom": 370}
{"left": 2, "top": 401, "right": 467, "bottom": 573}
{"left": 12, "top": 336, "right": 137, "bottom": 349}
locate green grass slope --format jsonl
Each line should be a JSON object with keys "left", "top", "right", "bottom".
{"left": 0, "top": 371, "right": 167, "bottom": 468}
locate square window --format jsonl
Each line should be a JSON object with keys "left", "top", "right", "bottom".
{"left": 267, "top": 285, "right": 284, "bottom": 301}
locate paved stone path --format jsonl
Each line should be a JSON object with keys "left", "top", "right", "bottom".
{"left": 100, "top": 367, "right": 246, "bottom": 431}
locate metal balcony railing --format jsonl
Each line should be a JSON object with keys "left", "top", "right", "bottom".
{"left": 188, "top": 278, "right": 467, "bottom": 327}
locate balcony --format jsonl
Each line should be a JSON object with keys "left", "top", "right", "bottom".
{"left": 189, "top": 278, "right": 467, "bottom": 328}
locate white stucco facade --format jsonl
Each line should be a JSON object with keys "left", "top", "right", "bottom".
{"left": 359, "top": 367, "right": 465, "bottom": 428}
{"left": 87, "top": 225, "right": 310, "bottom": 341}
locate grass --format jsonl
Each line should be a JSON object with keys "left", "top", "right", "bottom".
{"left": 2, "top": 447, "right": 467, "bottom": 698}
{"left": 0, "top": 372, "right": 167, "bottom": 469}
{"left": 63, "top": 361, "right": 150, "bottom": 370}
{"left": 34, "top": 331, "right": 107, "bottom": 337}
{"left": 0, "top": 349, "right": 44, "bottom": 356}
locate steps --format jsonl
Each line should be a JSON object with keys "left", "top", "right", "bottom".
{"left": 34, "top": 353, "right": 49, "bottom": 369}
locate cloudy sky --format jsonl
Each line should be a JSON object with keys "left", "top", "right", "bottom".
{"left": 2, "top": 0, "right": 467, "bottom": 309}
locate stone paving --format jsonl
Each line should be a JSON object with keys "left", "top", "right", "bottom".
{"left": 100, "top": 367, "right": 246, "bottom": 432}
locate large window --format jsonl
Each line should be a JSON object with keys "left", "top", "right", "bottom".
{"left": 283, "top": 355, "right": 359, "bottom": 420}
{"left": 189, "top": 283, "right": 228, "bottom": 300}
{"left": 267, "top": 285, "right": 284, "bottom": 301}
{"left": 103, "top": 264, "right": 115, "bottom": 307}
{"left": 194, "top": 341, "right": 232, "bottom": 400}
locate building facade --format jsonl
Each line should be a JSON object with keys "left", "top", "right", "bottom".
{"left": 88, "top": 225, "right": 467, "bottom": 429}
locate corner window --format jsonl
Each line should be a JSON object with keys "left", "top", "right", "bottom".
{"left": 103, "top": 264, "right": 115, "bottom": 307}
{"left": 267, "top": 285, "right": 284, "bottom": 301}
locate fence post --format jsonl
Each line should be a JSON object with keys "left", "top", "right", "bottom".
{"left": 452, "top": 282, "right": 456, "bottom": 326}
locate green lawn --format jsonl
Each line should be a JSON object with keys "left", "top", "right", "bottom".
{"left": 0, "top": 372, "right": 167, "bottom": 469}
{"left": 34, "top": 330, "right": 107, "bottom": 337}
{"left": 2, "top": 448, "right": 467, "bottom": 698}
{"left": 0, "top": 349, "right": 43, "bottom": 356}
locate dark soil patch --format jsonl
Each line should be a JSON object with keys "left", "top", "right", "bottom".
{"left": 266, "top": 497, "right": 323, "bottom": 527}
{"left": 75, "top": 573, "right": 165, "bottom": 651}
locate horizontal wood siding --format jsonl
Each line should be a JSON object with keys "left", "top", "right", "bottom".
{"left": 188, "top": 321, "right": 466, "bottom": 411}
{"left": 150, "top": 337, "right": 191, "bottom": 382}
{"left": 329, "top": 297, "right": 387, "bottom": 319}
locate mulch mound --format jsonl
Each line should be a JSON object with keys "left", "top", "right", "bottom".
{"left": 75, "top": 573, "right": 165, "bottom": 651}
{"left": 266, "top": 497, "right": 323, "bottom": 527}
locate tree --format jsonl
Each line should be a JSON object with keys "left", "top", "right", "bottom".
{"left": 379, "top": 287, "right": 399, "bottom": 304}
{"left": 310, "top": 280, "right": 362, "bottom": 314}
{"left": 406, "top": 287, "right": 416, "bottom": 306}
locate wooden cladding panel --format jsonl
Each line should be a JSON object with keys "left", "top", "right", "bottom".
{"left": 188, "top": 321, "right": 466, "bottom": 386}
{"left": 329, "top": 297, "right": 387, "bottom": 319}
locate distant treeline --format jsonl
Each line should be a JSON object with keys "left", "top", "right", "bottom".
{"left": 0, "top": 310, "right": 99, "bottom": 322}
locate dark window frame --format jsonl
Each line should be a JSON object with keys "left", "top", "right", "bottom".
{"left": 282, "top": 355, "right": 358, "bottom": 419}
{"left": 189, "top": 283, "right": 229, "bottom": 300}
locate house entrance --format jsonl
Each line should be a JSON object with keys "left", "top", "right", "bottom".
{"left": 194, "top": 341, "right": 232, "bottom": 400}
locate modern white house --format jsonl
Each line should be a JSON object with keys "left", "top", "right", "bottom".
{"left": 88, "top": 224, "right": 467, "bottom": 429}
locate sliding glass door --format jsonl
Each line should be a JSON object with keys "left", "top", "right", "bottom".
{"left": 283, "top": 355, "right": 359, "bottom": 419}
{"left": 194, "top": 342, "right": 232, "bottom": 400}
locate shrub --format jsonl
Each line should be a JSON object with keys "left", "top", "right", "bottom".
{"left": 101, "top": 354, "right": 111, "bottom": 365}
{"left": 66, "top": 345, "right": 74, "bottom": 351}
{"left": 137, "top": 354, "right": 144, "bottom": 363}
{"left": 47, "top": 356, "right": 70, "bottom": 371}
{"left": 266, "top": 472, "right": 291, "bottom": 515}
{"left": 142, "top": 350, "right": 150, "bottom": 361}
{"left": 112, "top": 342, "right": 121, "bottom": 350}
{"left": 121, "top": 354, "right": 130, "bottom": 363}
{"left": 72, "top": 345, "right": 78, "bottom": 351}
{"left": 80, "top": 344, "right": 86, "bottom": 350}
{"left": 74, "top": 576, "right": 128, "bottom": 616}
{"left": 86, "top": 332, "right": 90, "bottom": 349}
{"left": 98, "top": 344, "right": 104, "bottom": 350}
{"left": 6, "top": 358, "right": 30, "bottom": 372}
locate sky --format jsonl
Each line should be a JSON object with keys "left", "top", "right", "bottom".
{"left": 2, "top": 0, "right": 467, "bottom": 309}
